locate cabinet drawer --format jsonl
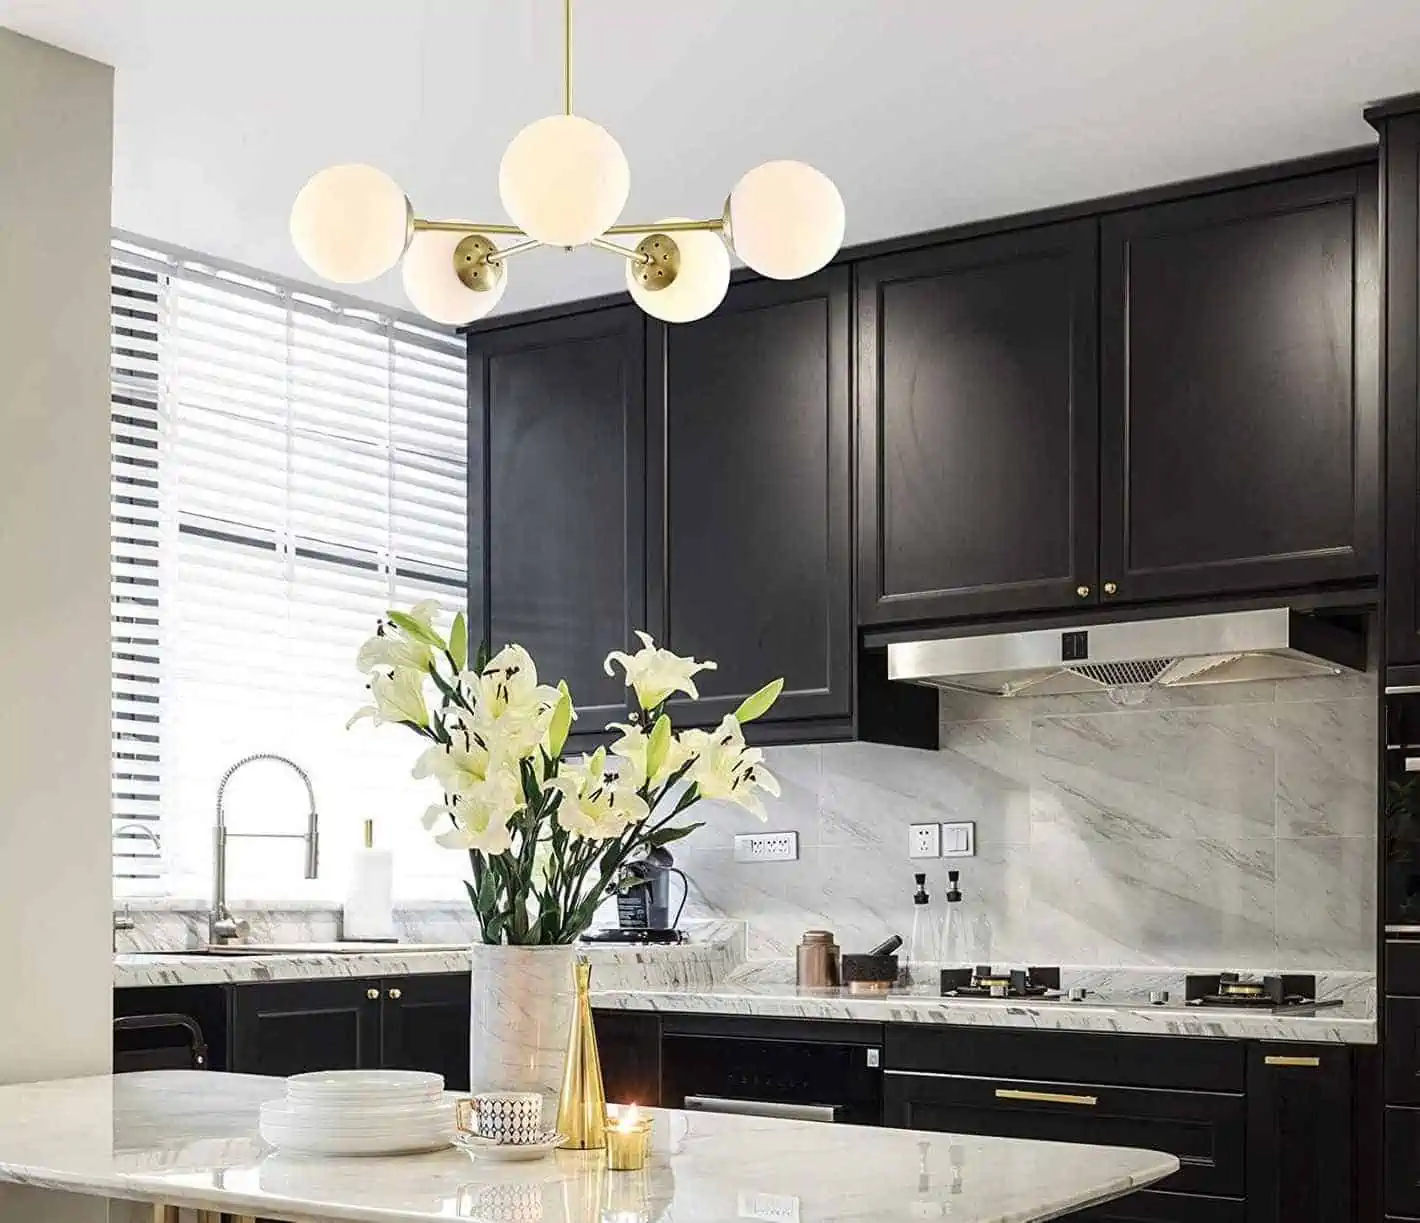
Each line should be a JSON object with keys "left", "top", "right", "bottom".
{"left": 1391, "top": 1106, "right": 1420, "bottom": 1217}
{"left": 1390, "top": 998, "right": 1420, "bottom": 1105}
{"left": 1390, "top": 941, "right": 1420, "bottom": 997}
{"left": 1071, "top": 1190, "right": 1245, "bottom": 1222}
{"left": 883, "top": 1070, "right": 1242, "bottom": 1197}
{"left": 885, "top": 1025, "right": 1243, "bottom": 1092}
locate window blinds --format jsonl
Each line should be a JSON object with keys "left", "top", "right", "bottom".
{"left": 110, "top": 243, "right": 468, "bottom": 897}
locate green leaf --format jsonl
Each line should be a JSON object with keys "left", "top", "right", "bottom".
{"left": 547, "top": 683, "right": 574, "bottom": 758}
{"left": 387, "top": 610, "right": 446, "bottom": 649}
{"left": 734, "top": 677, "right": 784, "bottom": 724}
{"left": 644, "top": 821, "right": 705, "bottom": 849}
{"left": 449, "top": 611, "right": 468, "bottom": 671}
{"left": 474, "top": 639, "right": 492, "bottom": 673}
{"left": 645, "top": 713, "right": 671, "bottom": 780}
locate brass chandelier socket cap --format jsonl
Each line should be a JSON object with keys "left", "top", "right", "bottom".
{"left": 720, "top": 195, "right": 734, "bottom": 254}
{"left": 632, "top": 232, "right": 681, "bottom": 292}
{"left": 401, "top": 196, "right": 415, "bottom": 256}
{"left": 453, "top": 233, "right": 506, "bottom": 292}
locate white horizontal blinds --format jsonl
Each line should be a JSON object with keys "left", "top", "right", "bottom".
{"left": 111, "top": 259, "right": 166, "bottom": 884}
{"left": 111, "top": 243, "right": 469, "bottom": 897}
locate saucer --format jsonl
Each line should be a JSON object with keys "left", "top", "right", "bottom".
{"left": 454, "top": 1130, "right": 566, "bottom": 1162}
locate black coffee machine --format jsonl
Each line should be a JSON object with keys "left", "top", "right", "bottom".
{"left": 582, "top": 847, "right": 687, "bottom": 944}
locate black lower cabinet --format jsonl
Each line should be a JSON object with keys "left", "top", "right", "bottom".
{"left": 594, "top": 1009, "right": 661, "bottom": 1107}
{"left": 230, "top": 979, "right": 381, "bottom": 1077}
{"left": 1388, "top": 1106, "right": 1420, "bottom": 1217}
{"left": 1071, "top": 1190, "right": 1246, "bottom": 1222}
{"left": 883, "top": 1071, "right": 1241, "bottom": 1198}
{"left": 229, "top": 975, "right": 470, "bottom": 1082}
{"left": 1245, "top": 1044, "right": 1352, "bottom": 1223}
{"left": 379, "top": 974, "right": 472, "bottom": 1091}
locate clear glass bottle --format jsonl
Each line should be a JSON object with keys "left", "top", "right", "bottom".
{"left": 941, "top": 869, "right": 966, "bottom": 965}
{"left": 907, "top": 873, "right": 940, "bottom": 986}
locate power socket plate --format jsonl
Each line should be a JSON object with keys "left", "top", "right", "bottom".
{"left": 909, "top": 823, "right": 942, "bottom": 859}
{"left": 738, "top": 1191, "right": 801, "bottom": 1223}
{"left": 733, "top": 831, "right": 799, "bottom": 863}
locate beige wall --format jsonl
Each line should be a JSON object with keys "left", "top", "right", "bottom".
{"left": 0, "top": 28, "right": 113, "bottom": 1084}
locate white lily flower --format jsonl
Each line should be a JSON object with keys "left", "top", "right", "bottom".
{"left": 608, "top": 720, "right": 694, "bottom": 789}
{"left": 462, "top": 643, "right": 561, "bottom": 758}
{"left": 683, "top": 715, "right": 781, "bottom": 820}
{"left": 604, "top": 630, "right": 717, "bottom": 710}
{"left": 547, "top": 748, "right": 650, "bottom": 841}
{"left": 356, "top": 630, "right": 433, "bottom": 675}
{"left": 422, "top": 795, "right": 515, "bottom": 856}
{"left": 347, "top": 666, "right": 430, "bottom": 729}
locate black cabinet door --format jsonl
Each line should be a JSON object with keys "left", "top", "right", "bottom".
{"left": 1387, "top": 1105, "right": 1420, "bottom": 1217}
{"left": 1389, "top": 996, "right": 1420, "bottom": 1106}
{"left": 1099, "top": 167, "right": 1379, "bottom": 603}
{"left": 379, "top": 973, "right": 471, "bottom": 1092}
{"left": 646, "top": 269, "right": 852, "bottom": 730}
{"left": 883, "top": 1070, "right": 1240, "bottom": 1197}
{"left": 229, "top": 979, "right": 380, "bottom": 1076}
{"left": 593, "top": 1009, "right": 661, "bottom": 1107}
{"left": 857, "top": 220, "right": 1099, "bottom": 624}
{"left": 468, "top": 307, "right": 646, "bottom": 733}
{"left": 1246, "top": 1044, "right": 1353, "bottom": 1223}
{"left": 1374, "top": 111, "right": 1420, "bottom": 665}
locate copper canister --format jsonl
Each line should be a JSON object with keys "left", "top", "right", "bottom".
{"left": 796, "top": 929, "right": 841, "bottom": 987}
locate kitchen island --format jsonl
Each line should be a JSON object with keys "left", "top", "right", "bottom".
{"left": 0, "top": 1071, "right": 1176, "bottom": 1223}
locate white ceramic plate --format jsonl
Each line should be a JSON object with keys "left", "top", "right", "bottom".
{"left": 454, "top": 1130, "right": 565, "bottom": 1162}
{"left": 261, "top": 1101, "right": 454, "bottom": 1137}
{"left": 287, "top": 1070, "right": 443, "bottom": 1101}
{"left": 269, "top": 1099, "right": 457, "bottom": 1125}
{"left": 259, "top": 1119, "right": 453, "bottom": 1157}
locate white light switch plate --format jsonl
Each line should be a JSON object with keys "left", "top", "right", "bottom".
{"left": 909, "top": 823, "right": 942, "bottom": 858}
{"left": 941, "top": 821, "right": 976, "bottom": 857}
{"left": 733, "top": 831, "right": 799, "bottom": 863}
{"left": 738, "top": 1191, "right": 801, "bottom": 1223}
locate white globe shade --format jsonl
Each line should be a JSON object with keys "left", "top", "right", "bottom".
{"left": 290, "top": 164, "right": 411, "bottom": 284}
{"left": 401, "top": 231, "right": 507, "bottom": 326}
{"left": 727, "top": 160, "right": 844, "bottom": 280}
{"left": 625, "top": 221, "right": 730, "bottom": 324}
{"left": 498, "top": 115, "right": 630, "bottom": 247}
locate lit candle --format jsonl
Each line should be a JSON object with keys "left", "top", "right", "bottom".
{"left": 605, "top": 1104, "right": 652, "bottom": 1171}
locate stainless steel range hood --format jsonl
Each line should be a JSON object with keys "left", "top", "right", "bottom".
{"left": 887, "top": 608, "right": 1366, "bottom": 698}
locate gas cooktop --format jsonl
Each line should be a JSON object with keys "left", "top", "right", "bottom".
{"left": 1183, "top": 972, "right": 1341, "bottom": 1011}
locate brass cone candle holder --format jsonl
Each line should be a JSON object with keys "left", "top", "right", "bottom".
{"left": 556, "top": 956, "right": 607, "bottom": 1149}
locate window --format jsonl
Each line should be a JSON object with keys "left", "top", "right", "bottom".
{"left": 110, "top": 240, "right": 469, "bottom": 898}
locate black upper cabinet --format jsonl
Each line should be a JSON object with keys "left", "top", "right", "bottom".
{"left": 857, "top": 220, "right": 1100, "bottom": 625}
{"left": 468, "top": 307, "right": 646, "bottom": 733}
{"left": 1371, "top": 104, "right": 1420, "bottom": 666}
{"left": 1099, "top": 168, "right": 1380, "bottom": 604}
{"left": 646, "top": 269, "right": 853, "bottom": 732}
{"left": 1245, "top": 1044, "right": 1353, "bottom": 1223}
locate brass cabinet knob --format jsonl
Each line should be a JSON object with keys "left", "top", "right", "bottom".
{"left": 388, "top": 988, "right": 402, "bottom": 1000}
{"left": 1103, "top": 581, "right": 1118, "bottom": 595}
{"left": 366, "top": 988, "right": 380, "bottom": 1001}
{"left": 1076, "top": 585, "right": 1091, "bottom": 598}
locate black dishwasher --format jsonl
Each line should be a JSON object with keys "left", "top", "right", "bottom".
{"left": 660, "top": 1014, "right": 883, "bottom": 1125}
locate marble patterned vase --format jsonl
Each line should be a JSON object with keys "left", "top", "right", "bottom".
{"left": 469, "top": 943, "right": 577, "bottom": 1114}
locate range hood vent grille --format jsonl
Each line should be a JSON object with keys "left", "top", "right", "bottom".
{"left": 1067, "top": 658, "right": 1171, "bottom": 688}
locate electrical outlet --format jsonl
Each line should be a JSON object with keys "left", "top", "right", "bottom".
{"left": 909, "top": 822, "right": 942, "bottom": 859}
{"left": 941, "top": 821, "right": 976, "bottom": 857}
{"left": 738, "top": 1191, "right": 801, "bottom": 1223}
{"left": 733, "top": 831, "right": 799, "bottom": 863}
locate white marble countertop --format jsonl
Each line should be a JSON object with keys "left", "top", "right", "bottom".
{"left": 0, "top": 1071, "right": 1178, "bottom": 1223}
{"left": 590, "top": 982, "right": 1378, "bottom": 1044}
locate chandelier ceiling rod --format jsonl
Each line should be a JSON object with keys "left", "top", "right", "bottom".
{"left": 564, "top": 0, "right": 573, "bottom": 117}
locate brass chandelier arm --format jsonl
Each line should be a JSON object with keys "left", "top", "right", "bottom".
{"left": 413, "top": 218, "right": 528, "bottom": 236}
{"left": 604, "top": 218, "right": 725, "bottom": 235}
{"left": 490, "top": 238, "right": 542, "bottom": 263}
{"left": 591, "top": 237, "right": 650, "bottom": 264}
{"left": 564, "top": 0, "right": 573, "bottom": 116}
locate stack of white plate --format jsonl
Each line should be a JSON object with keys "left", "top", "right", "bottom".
{"left": 259, "top": 1070, "right": 456, "bottom": 1157}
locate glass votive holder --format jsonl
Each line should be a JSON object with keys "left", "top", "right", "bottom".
{"left": 604, "top": 1115, "right": 653, "bottom": 1172}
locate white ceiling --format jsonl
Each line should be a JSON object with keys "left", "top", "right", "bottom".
{"left": 4, "top": 0, "right": 1420, "bottom": 317}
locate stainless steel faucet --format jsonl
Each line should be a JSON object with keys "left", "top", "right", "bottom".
{"left": 211, "top": 753, "right": 319, "bottom": 945}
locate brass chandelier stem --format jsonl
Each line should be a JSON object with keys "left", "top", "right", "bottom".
{"left": 591, "top": 237, "right": 650, "bottom": 264}
{"left": 414, "top": 219, "right": 527, "bottom": 236}
{"left": 563, "top": 0, "right": 573, "bottom": 116}
{"left": 604, "top": 218, "right": 725, "bottom": 235}
{"left": 491, "top": 238, "right": 542, "bottom": 263}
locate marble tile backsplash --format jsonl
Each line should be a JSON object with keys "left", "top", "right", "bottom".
{"left": 674, "top": 672, "right": 1377, "bottom": 971}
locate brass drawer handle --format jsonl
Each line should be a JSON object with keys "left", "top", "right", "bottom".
{"left": 388, "top": 987, "right": 403, "bottom": 1000}
{"left": 995, "top": 1087, "right": 1098, "bottom": 1107}
{"left": 366, "top": 988, "right": 380, "bottom": 1000}
{"left": 1103, "top": 581, "right": 1118, "bottom": 595}
{"left": 1264, "top": 1055, "right": 1321, "bottom": 1068}
{"left": 1076, "top": 585, "right": 1091, "bottom": 599}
